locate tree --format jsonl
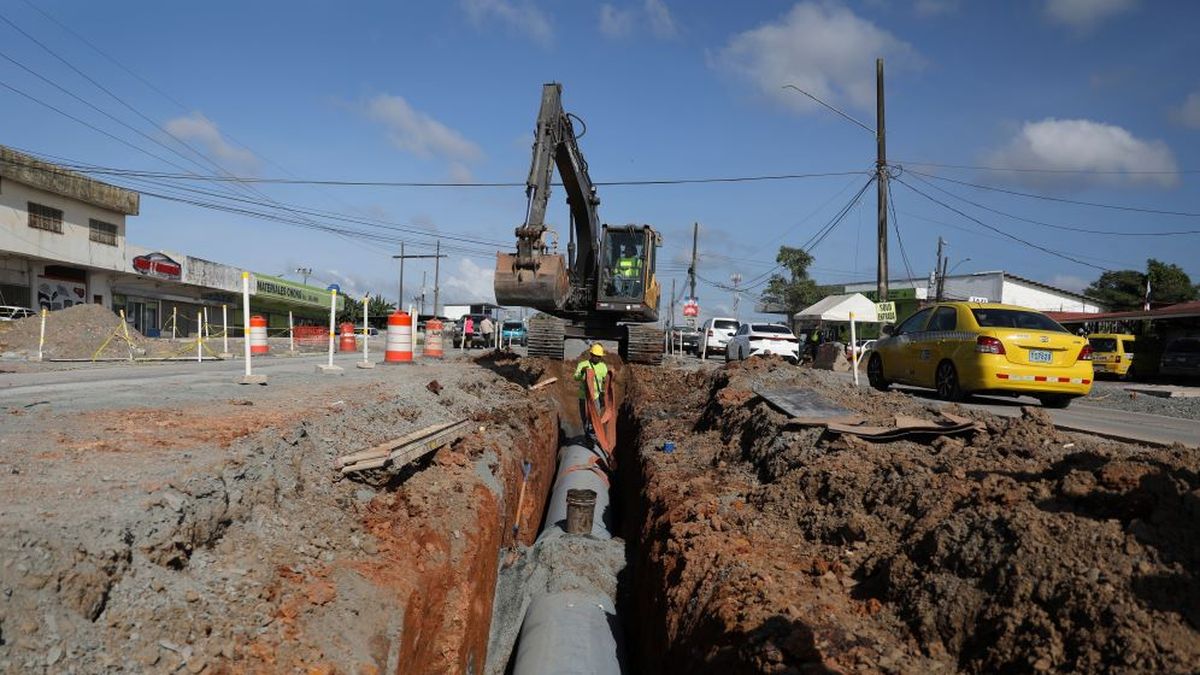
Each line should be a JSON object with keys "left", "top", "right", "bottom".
{"left": 1085, "top": 259, "right": 1197, "bottom": 311}
{"left": 761, "top": 246, "right": 822, "bottom": 317}
{"left": 336, "top": 293, "right": 396, "bottom": 326}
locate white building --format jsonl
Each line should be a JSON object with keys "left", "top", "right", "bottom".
{"left": 1, "top": 146, "right": 340, "bottom": 335}
{"left": 842, "top": 271, "right": 1104, "bottom": 313}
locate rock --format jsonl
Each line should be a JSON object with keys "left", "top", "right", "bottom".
{"left": 813, "top": 344, "right": 850, "bottom": 372}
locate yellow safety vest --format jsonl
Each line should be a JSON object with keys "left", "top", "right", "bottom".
{"left": 573, "top": 360, "right": 608, "bottom": 399}
{"left": 616, "top": 257, "right": 641, "bottom": 278}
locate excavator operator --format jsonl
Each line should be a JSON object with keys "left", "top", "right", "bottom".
{"left": 614, "top": 244, "right": 642, "bottom": 296}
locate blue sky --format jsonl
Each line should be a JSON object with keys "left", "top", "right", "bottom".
{"left": 2, "top": 0, "right": 1199, "bottom": 321}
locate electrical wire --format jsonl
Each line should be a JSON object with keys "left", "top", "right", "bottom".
{"left": 897, "top": 159, "right": 1200, "bottom": 176}
{"left": 907, "top": 169, "right": 1200, "bottom": 218}
{"left": 893, "top": 176, "right": 1108, "bottom": 271}
{"left": 887, "top": 185, "right": 916, "bottom": 282}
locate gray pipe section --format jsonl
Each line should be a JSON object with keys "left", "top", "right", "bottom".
{"left": 511, "top": 442, "right": 623, "bottom": 675}
{"left": 542, "top": 443, "right": 612, "bottom": 540}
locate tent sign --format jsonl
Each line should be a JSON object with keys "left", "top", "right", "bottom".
{"left": 875, "top": 302, "right": 897, "bottom": 322}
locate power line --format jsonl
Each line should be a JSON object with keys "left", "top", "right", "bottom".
{"left": 907, "top": 169, "right": 1200, "bottom": 218}
{"left": 893, "top": 176, "right": 1108, "bottom": 271}
{"left": 897, "top": 159, "right": 1200, "bottom": 176}
{"left": 906, "top": 172, "right": 1200, "bottom": 237}
{"left": 887, "top": 186, "right": 915, "bottom": 281}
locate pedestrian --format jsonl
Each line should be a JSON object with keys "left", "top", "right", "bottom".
{"left": 807, "top": 326, "right": 821, "bottom": 361}
{"left": 480, "top": 315, "right": 495, "bottom": 349}
{"left": 573, "top": 343, "right": 608, "bottom": 441}
{"left": 463, "top": 316, "right": 474, "bottom": 351}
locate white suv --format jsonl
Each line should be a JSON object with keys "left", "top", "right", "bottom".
{"left": 700, "top": 317, "right": 739, "bottom": 358}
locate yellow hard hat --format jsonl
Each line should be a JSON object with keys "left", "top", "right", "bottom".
{"left": 589, "top": 343, "right": 605, "bottom": 356}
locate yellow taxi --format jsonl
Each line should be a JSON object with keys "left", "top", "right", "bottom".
{"left": 1087, "top": 333, "right": 1136, "bottom": 379}
{"left": 866, "top": 302, "right": 1094, "bottom": 408}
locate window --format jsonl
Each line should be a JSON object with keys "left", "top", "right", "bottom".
{"left": 1122, "top": 340, "right": 1136, "bottom": 354}
{"left": 927, "top": 306, "right": 958, "bottom": 332}
{"left": 27, "top": 202, "right": 63, "bottom": 233}
{"left": 714, "top": 319, "right": 739, "bottom": 330}
{"left": 894, "top": 308, "right": 932, "bottom": 335}
{"left": 1088, "top": 338, "right": 1117, "bottom": 353}
{"left": 89, "top": 219, "right": 118, "bottom": 246}
{"left": 751, "top": 324, "right": 792, "bottom": 334}
{"left": 971, "top": 309, "right": 1067, "bottom": 332}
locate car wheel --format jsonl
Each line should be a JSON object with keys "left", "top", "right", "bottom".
{"left": 724, "top": 346, "right": 732, "bottom": 363}
{"left": 1038, "top": 394, "right": 1073, "bottom": 409}
{"left": 935, "top": 361, "right": 965, "bottom": 402}
{"left": 867, "top": 354, "right": 889, "bottom": 391}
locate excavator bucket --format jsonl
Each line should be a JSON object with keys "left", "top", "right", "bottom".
{"left": 494, "top": 252, "right": 571, "bottom": 312}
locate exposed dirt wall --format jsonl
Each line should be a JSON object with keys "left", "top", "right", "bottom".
{"left": 622, "top": 359, "right": 1200, "bottom": 673}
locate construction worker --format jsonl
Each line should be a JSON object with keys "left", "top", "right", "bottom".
{"left": 614, "top": 244, "right": 642, "bottom": 296}
{"left": 574, "top": 343, "right": 608, "bottom": 439}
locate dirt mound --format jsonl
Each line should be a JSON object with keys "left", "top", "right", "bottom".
{"left": 0, "top": 304, "right": 148, "bottom": 359}
{"left": 624, "top": 360, "right": 1200, "bottom": 673}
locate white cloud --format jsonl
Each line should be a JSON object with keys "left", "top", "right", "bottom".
{"left": 598, "top": 0, "right": 676, "bottom": 40}
{"left": 1170, "top": 90, "right": 1200, "bottom": 129}
{"left": 164, "top": 112, "right": 258, "bottom": 173}
{"left": 441, "top": 258, "right": 496, "bottom": 303}
{"left": 713, "top": 2, "right": 921, "bottom": 114}
{"left": 986, "top": 118, "right": 1179, "bottom": 189}
{"left": 365, "top": 94, "right": 483, "bottom": 164}
{"left": 599, "top": 4, "right": 634, "bottom": 38}
{"left": 1044, "top": 0, "right": 1137, "bottom": 32}
{"left": 914, "top": 0, "right": 958, "bottom": 16}
{"left": 645, "top": 0, "right": 677, "bottom": 38}
{"left": 461, "top": 0, "right": 553, "bottom": 45}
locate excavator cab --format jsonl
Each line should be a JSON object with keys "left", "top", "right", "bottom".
{"left": 596, "top": 224, "right": 660, "bottom": 321}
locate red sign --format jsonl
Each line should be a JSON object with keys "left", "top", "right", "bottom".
{"left": 683, "top": 299, "right": 699, "bottom": 317}
{"left": 132, "top": 252, "right": 182, "bottom": 280}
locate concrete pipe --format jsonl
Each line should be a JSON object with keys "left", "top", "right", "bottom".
{"left": 542, "top": 443, "right": 612, "bottom": 540}
{"left": 511, "top": 591, "right": 622, "bottom": 675}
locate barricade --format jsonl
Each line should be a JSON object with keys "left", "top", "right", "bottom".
{"left": 384, "top": 311, "right": 413, "bottom": 364}
{"left": 339, "top": 322, "right": 357, "bottom": 352}
{"left": 424, "top": 319, "right": 444, "bottom": 359}
{"left": 249, "top": 315, "right": 269, "bottom": 356}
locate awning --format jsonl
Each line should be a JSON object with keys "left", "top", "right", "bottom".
{"left": 794, "top": 293, "right": 879, "bottom": 323}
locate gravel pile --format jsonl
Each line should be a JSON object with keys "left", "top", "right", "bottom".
{"left": 1081, "top": 381, "right": 1200, "bottom": 421}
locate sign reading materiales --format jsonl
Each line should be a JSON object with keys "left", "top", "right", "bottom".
{"left": 254, "top": 274, "right": 344, "bottom": 310}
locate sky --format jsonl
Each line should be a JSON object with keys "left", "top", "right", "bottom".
{"left": 2, "top": 0, "right": 1199, "bottom": 323}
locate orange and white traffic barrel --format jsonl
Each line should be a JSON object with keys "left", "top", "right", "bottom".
{"left": 384, "top": 311, "right": 413, "bottom": 364}
{"left": 338, "top": 322, "right": 357, "bottom": 352}
{"left": 424, "top": 319, "right": 444, "bottom": 359}
{"left": 249, "top": 315, "right": 269, "bottom": 356}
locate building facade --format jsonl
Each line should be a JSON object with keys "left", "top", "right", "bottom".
{"left": 842, "top": 270, "right": 1104, "bottom": 319}
{"left": 0, "top": 146, "right": 340, "bottom": 336}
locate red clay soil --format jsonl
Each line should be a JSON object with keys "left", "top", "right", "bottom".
{"left": 621, "top": 359, "right": 1200, "bottom": 674}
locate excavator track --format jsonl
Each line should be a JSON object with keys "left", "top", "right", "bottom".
{"left": 622, "top": 324, "right": 664, "bottom": 365}
{"left": 526, "top": 314, "right": 567, "bottom": 361}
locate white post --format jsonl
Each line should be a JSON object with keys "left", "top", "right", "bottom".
{"left": 171, "top": 306, "right": 177, "bottom": 341}
{"left": 288, "top": 310, "right": 295, "bottom": 353}
{"left": 363, "top": 294, "right": 370, "bottom": 362}
{"left": 221, "top": 304, "right": 230, "bottom": 357}
{"left": 241, "top": 273, "right": 252, "bottom": 376}
{"left": 203, "top": 307, "right": 210, "bottom": 339}
{"left": 849, "top": 311, "right": 860, "bottom": 387}
{"left": 197, "top": 311, "right": 203, "bottom": 363}
{"left": 327, "top": 290, "right": 337, "bottom": 368}
{"left": 37, "top": 308, "right": 46, "bottom": 362}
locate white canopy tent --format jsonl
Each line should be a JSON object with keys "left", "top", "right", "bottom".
{"left": 793, "top": 293, "right": 880, "bottom": 324}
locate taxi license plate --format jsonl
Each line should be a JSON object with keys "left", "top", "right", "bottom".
{"left": 1029, "top": 349, "right": 1052, "bottom": 363}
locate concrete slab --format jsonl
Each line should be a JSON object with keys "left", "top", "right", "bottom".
{"left": 316, "top": 364, "right": 344, "bottom": 375}
{"left": 1124, "top": 385, "right": 1200, "bottom": 399}
{"left": 356, "top": 361, "right": 376, "bottom": 369}
{"left": 236, "top": 374, "right": 268, "bottom": 385}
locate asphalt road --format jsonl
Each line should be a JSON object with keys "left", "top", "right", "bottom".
{"left": 891, "top": 385, "right": 1200, "bottom": 449}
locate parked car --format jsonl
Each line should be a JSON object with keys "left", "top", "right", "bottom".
{"left": 866, "top": 302, "right": 1093, "bottom": 408}
{"left": 699, "top": 317, "right": 739, "bottom": 358}
{"left": 0, "top": 306, "right": 35, "bottom": 321}
{"left": 1088, "top": 333, "right": 1137, "bottom": 380}
{"left": 1159, "top": 337, "right": 1200, "bottom": 381}
{"left": 501, "top": 320, "right": 528, "bottom": 346}
{"left": 669, "top": 326, "right": 701, "bottom": 355}
{"left": 725, "top": 323, "right": 801, "bottom": 363}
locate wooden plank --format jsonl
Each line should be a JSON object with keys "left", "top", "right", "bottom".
{"left": 335, "top": 419, "right": 468, "bottom": 468}
{"left": 755, "top": 387, "right": 852, "bottom": 420}
{"left": 339, "top": 419, "right": 472, "bottom": 475}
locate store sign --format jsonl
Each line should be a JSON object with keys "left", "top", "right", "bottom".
{"left": 254, "top": 274, "right": 343, "bottom": 310}
{"left": 37, "top": 276, "right": 87, "bottom": 311}
{"left": 132, "top": 252, "right": 182, "bottom": 280}
{"left": 875, "top": 301, "right": 897, "bottom": 323}
{"left": 682, "top": 298, "right": 699, "bottom": 317}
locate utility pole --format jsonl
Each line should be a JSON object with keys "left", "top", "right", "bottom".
{"left": 433, "top": 239, "right": 442, "bottom": 317}
{"left": 670, "top": 278, "right": 676, "bottom": 331}
{"left": 730, "top": 273, "right": 742, "bottom": 319}
{"left": 934, "top": 237, "right": 946, "bottom": 302}
{"left": 875, "top": 58, "right": 889, "bottom": 302}
{"left": 420, "top": 271, "right": 427, "bottom": 315}
{"left": 297, "top": 267, "right": 312, "bottom": 287}
{"left": 392, "top": 244, "right": 446, "bottom": 313}
{"left": 687, "top": 222, "right": 698, "bottom": 301}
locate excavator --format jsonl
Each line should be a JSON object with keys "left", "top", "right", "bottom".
{"left": 494, "top": 82, "right": 664, "bottom": 364}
